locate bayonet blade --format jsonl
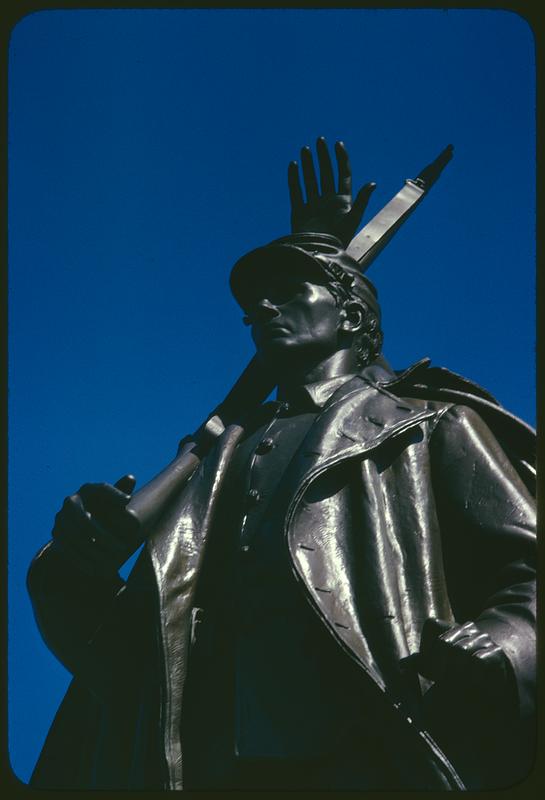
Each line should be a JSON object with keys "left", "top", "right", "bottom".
{"left": 346, "top": 144, "right": 453, "bottom": 272}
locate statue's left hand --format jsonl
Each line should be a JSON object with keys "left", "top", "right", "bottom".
{"left": 288, "top": 137, "right": 376, "bottom": 247}
{"left": 407, "top": 618, "right": 516, "bottom": 707}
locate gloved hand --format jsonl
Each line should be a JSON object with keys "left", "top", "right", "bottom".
{"left": 288, "top": 136, "right": 376, "bottom": 247}
{"left": 404, "top": 618, "right": 517, "bottom": 709}
{"left": 52, "top": 474, "right": 143, "bottom": 577}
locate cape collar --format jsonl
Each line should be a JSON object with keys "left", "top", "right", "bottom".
{"left": 284, "top": 373, "right": 357, "bottom": 410}
{"left": 279, "top": 357, "right": 430, "bottom": 412}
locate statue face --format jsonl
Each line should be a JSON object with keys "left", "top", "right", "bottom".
{"left": 244, "top": 271, "right": 343, "bottom": 362}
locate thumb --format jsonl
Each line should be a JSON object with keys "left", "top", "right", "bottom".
{"left": 420, "top": 617, "right": 452, "bottom": 651}
{"left": 114, "top": 474, "right": 137, "bottom": 495}
{"left": 417, "top": 618, "right": 454, "bottom": 682}
{"left": 400, "top": 619, "right": 450, "bottom": 673}
{"left": 351, "top": 182, "right": 376, "bottom": 223}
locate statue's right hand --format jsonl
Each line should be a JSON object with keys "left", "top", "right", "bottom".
{"left": 52, "top": 474, "right": 144, "bottom": 576}
{"left": 288, "top": 137, "right": 376, "bottom": 247}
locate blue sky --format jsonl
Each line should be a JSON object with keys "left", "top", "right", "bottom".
{"left": 8, "top": 8, "right": 535, "bottom": 783}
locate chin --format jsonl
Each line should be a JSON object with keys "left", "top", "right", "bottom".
{"left": 256, "top": 342, "right": 288, "bottom": 360}
{"left": 255, "top": 334, "right": 295, "bottom": 353}
{"left": 255, "top": 339, "right": 300, "bottom": 364}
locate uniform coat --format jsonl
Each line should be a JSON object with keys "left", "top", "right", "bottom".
{"left": 27, "top": 359, "right": 536, "bottom": 791}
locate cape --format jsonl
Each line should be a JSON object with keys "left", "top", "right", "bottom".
{"left": 28, "top": 358, "right": 536, "bottom": 791}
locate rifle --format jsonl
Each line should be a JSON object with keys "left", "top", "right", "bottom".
{"left": 127, "top": 145, "right": 453, "bottom": 532}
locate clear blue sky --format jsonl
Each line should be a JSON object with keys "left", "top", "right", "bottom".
{"left": 8, "top": 8, "right": 535, "bottom": 783}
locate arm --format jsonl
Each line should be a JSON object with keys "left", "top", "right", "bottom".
{"left": 420, "top": 404, "right": 536, "bottom": 719}
{"left": 27, "top": 475, "right": 146, "bottom": 693}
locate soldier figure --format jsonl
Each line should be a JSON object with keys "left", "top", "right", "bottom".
{"left": 28, "top": 139, "right": 536, "bottom": 791}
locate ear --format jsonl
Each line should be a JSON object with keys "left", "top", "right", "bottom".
{"left": 339, "top": 300, "right": 365, "bottom": 334}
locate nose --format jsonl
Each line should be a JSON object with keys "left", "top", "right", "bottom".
{"left": 249, "top": 297, "right": 280, "bottom": 323}
{"left": 258, "top": 297, "right": 279, "bottom": 313}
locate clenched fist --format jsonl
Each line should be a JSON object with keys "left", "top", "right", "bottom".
{"left": 52, "top": 474, "right": 143, "bottom": 576}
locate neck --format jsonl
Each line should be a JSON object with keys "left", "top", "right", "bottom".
{"left": 270, "top": 347, "right": 358, "bottom": 397}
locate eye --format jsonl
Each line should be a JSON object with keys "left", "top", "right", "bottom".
{"left": 269, "top": 280, "right": 306, "bottom": 304}
{"left": 242, "top": 315, "right": 251, "bottom": 326}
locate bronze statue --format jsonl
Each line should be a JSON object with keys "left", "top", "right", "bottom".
{"left": 27, "top": 138, "right": 536, "bottom": 791}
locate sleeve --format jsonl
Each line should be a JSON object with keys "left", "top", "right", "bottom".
{"left": 429, "top": 404, "right": 536, "bottom": 721}
{"left": 27, "top": 540, "right": 154, "bottom": 701}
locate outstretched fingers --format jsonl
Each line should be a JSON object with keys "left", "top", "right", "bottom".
{"left": 288, "top": 161, "right": 304, "bottom": 211}
{"left": 335, "top": 140, "right": 352, "bottom": 195}
{"left": 316, "top": 136, "right": 335, "bottom": 195}
{"left": 301, "top": 145, "right": 319, "bottom": 201}
{"left": 351, "top": 182, "right": 377, "bottom": 222}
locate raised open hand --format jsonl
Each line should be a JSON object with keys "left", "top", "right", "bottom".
{"left": 288, "top": 137, "right": 376, "bottom": 247}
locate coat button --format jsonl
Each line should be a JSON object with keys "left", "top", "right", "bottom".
{"left": 247, "top": 488, "right": 261, "bottom": 505}
{"left": 255, "top": 437, "right": 274, "bottom": 455}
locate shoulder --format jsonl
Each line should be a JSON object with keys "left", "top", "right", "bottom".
{"left": 385, "top": 394, "right": 486, "bottom": 445}
{"left": 427, "top": 403, "right": 500, "bottom": 455}
{"left": 360, "top": 358, "right": 535, "bottom": 493}
{"left": 429, "top": 401, "right": 487, "bottom": 431}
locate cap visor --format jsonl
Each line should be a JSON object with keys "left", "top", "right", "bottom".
{"left": 230, "top": 245, "right": 326, "bottom": 309}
